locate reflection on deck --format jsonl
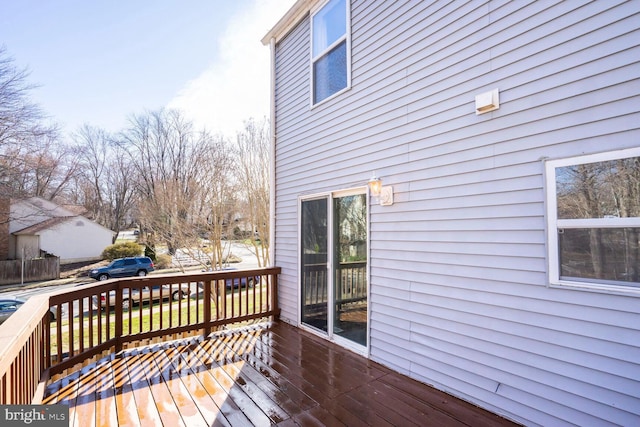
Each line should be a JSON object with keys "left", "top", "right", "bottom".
{"left": 44, "top": 321, "right": 518, "bottom": 427}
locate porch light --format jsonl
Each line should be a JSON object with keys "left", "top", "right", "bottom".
{"left": 368, "top": 173, "right": 382, "bottom": 196}
{"left": 368, "top": 173, "right": 394, "bottom": 206}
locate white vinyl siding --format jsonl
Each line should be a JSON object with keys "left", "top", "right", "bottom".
{"left": 271, "top": 0, "right": 640, "bottom": 425}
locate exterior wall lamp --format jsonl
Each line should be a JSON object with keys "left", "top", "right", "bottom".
{"left": 368, "top": 173, "right": 393, "bottom": 206}
{"left": 368, "top": 173, "right": 382, "bottom": 197}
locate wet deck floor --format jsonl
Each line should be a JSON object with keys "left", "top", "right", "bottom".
{"left": 43, "top": 320, "right": 518, "bottom": 426}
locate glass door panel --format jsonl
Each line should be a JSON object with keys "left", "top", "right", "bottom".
{"left": 333, "top": 194, "right": 367, "bottom": 346}
{"left": 301, "top": 198, "right": 328, "bottom": 332}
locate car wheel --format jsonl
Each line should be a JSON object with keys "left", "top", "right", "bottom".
{"left": 247, "top": 278, "right": 255, "bottom": 287}
{"left": 122, "top": 298, "right": 131, "bottom": 310}
{"left": 98, "top": 274, "right": 109, "bottom": 281}
{"left": 172, "top": 290, "right": 186, "bottom": 301}
{"left": 48, "top": 311, "right": 55, "bottom": 322}
{"left": 137, "top": 270, "right": 147, "bottom": 277}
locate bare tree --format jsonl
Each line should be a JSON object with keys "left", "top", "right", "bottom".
{"left": 557, "top": 158, "right": 640, "bottom": 281}
{"left": 21, "top": 133, "right": 80, "bottom": 201}
{"left": 0, "top": 46, "right": 58, "bottom": 201}
{"left": 235, "top": 118, "right": 270, "bottom": 267}
{"left": 195, "top": 135, "right": 237, "bottom": 269}
{"left": 118, "top": 109, "right": 237, "bottom": 268}
{"left": 74, "top": 125, "right": 137, "bottom": 241}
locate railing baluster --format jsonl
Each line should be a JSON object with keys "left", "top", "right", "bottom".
{"left": 0, "top": 267, "right": 280, "bottom": 404}
{"left": 88, "top": 296, "right": 94, "bottom": 350}
{"left": 78, "top": 296, "right": 84, "bottom": 354}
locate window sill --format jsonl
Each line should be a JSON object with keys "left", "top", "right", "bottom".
{"left": 310, "top": 85, "right": 351, "bottom": 110}
{"left": 549, "top": 279, "right": 640, "bottom": 297}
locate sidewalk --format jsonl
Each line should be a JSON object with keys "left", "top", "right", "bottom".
{"left": 0, "top": 257, "right": 261, "bottom": 294}
{"left": 0, "top": 276, "right": 85, "bottom": 294}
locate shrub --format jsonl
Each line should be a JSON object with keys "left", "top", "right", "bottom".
{"left": 144, "top": 245, "right": 156, "bottom": 261}
{"left": 102, "top": 241, "right": 144, "bottom": 261}
{"left": 154, "top": 254, "right": 172, "bottom": 269}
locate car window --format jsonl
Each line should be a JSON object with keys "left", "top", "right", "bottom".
{"left": 0, "top": 301, "right": 20, "bottom": 311}
{"left": 124, "top": 259, "right": 137, "bottom": 266}
{"left": 139, "top": 258, "right": 151, "bottom": 264}
{"left": 112, "top": 260, "right": 125, "bottom": 267}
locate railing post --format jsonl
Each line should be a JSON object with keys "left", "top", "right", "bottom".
{"left": 271, "top": 270, "right": 279, "bottom": 320}
{"left": 114, "top": 284, "right": 123, "bottom": 353}
{"left": 203, "top": 280, "right": 211, "bottom": 337}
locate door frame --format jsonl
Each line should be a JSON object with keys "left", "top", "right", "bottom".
{"left": 297, "top": 186, "right": 370, "bottom": 356}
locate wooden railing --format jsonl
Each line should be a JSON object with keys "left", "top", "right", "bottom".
{"left": 0, "top": 267, "right": 280, "bottom": 404}
{"left": 302, "top": 261, "right": 367, "bottom": 308}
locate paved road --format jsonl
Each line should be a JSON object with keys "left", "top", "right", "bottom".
{"left": 0, "top": 242, "right": 265, "bottom": 319}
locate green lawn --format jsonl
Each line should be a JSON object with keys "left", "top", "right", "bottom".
{"left": 51, "top": 286, "right": 269, "bottom": 354}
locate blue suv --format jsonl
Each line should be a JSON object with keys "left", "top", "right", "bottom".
{"left": 89, "top": 257, "right": 155, "bottom": 281}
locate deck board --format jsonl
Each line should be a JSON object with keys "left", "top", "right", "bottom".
{"left": 94, "top": 359, "right": 118, "bottom": 427}
{"left": 73, "top": 364, "right": 98, "bottom": 427}
{"left": 44, "top": 321, "right": 519, "bottom": 426}
{"left": 111, "top": 354, "right": 141, "bottom": 427}
{"left": 121, "top": 349, "right": 164, "bottom": 427}
{"left": 136, "top": 346, "right": 187, "bottom": 427}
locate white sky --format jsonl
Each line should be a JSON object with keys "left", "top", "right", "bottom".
{"left": 0, "top": 0, "right": 295, "bottom": 139}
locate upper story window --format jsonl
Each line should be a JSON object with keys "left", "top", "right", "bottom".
{"left": 311, "top": 0, "right": 349, "bottom": 105}
{"left": 545, "top": 147, "right": 640, "bottom": 293}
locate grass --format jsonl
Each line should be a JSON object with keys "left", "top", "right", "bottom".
{"left": 51, "top": 286, "right": 269, "bottom": 355}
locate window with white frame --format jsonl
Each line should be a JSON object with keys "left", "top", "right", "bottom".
{"left": 311, "top": 0, "right": 349, "bottom": 104}
{"left": 546, "top": 147, "right": 640, "bottom": 291}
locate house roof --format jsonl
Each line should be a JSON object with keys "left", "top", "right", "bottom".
{"left": 10, "top": 197, "right": 115, "bottom": 236}
{"left": 13, "top": 216, "right": 76, "bottom": 235}
{"left": 60, "top": 204, "right": 88, "bottom": 216}
{"left": 13, "top": 215, "right": 115, "bottom": 236}
{"left": 261, "top": 0, "right": 317, "bottom": 45}
{"left": 11, "top": 196, "right": 78, "bottom": 217}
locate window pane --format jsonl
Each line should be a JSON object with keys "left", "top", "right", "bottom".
{"left": 556, "top": 157, "right": 640, "bottom": 219}
{"left": 313, "top": 41, "right": 347, "bottom": 103}
{"left": 559, "top": 228, "right": 640, "bottom": 284}
{"left": 301, "top": 198, "right": 328, "bottom": 332}
{"left": 333, "top": 194, "right": 367, "bottom": 346}
{"left": 312, "top": 0, "right": 346, "bottom": 57}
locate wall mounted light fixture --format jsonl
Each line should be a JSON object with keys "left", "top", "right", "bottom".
{"left": 368, "top": 173, "right": 382, "bottom": 197}
{"left": 368, "top": 173, "right": 394, "bottom": 206}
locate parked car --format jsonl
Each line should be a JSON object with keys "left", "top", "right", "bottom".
{"left": 98, "top": 283, "right": 191, "bottom": 309}
{"left": 89, "top": 257, "right": 155, "bottom": 281}
{"left": 197, "top": 267, "right": 261, "bottom": 290}
{"left": 0, "top": 297, "right": 56, "bottom": 324}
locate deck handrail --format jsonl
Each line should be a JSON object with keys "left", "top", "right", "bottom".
{"left": 0, "top": 266, "right": 280, "bottom": 405}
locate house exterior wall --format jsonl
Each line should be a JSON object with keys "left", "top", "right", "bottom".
{"left": 8, "top": 198, "right": 113, "bottom": 263}
{"left": 8, "top": 199, "right": 62, "bottom": 259}
{"left": 38, "top": 218, "right": 112, "bottom": 264}
{"left": 268, "top": 0, "right": 640, "bottom": 425}
{"left": 15, "top": 235, "right": 39, "bottom": 259}
{"left": 0, "top": 198, "right": 9, "bottom": 259}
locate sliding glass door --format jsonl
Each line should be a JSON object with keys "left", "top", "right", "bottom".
{"left": 301, "top": 198, "right": 329, "bottom": 332}
{"left": 301, "top": 192, "right": 368, "bottom": 348}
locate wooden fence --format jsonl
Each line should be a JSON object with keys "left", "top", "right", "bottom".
{"left": 0, "top": 258, "right": 60, "bottom": 285}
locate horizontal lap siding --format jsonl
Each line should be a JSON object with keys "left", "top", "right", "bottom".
{"left": 273, "top": 0, "right": 640, "bottom": 425}
{"left": 274, "top": 16, "right": 311, "bottom": 323}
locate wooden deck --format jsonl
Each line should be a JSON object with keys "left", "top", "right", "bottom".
{"left": 43, "top": 321, "right": 518, "bottom": 426}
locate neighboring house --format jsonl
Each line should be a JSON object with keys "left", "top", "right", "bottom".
{"left": 8, "top": 197, "right": 114, "bottom": 264}
{"left": 262, "top": 1, "right": 639, "bottom": 426}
